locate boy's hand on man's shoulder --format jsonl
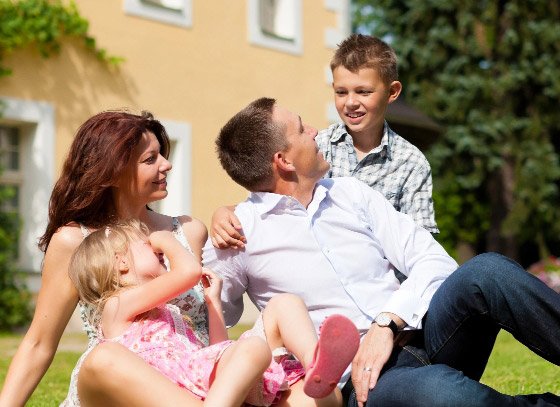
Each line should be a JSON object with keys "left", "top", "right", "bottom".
{"left": 210, "top": 205, "right": 246, "bottom": 250}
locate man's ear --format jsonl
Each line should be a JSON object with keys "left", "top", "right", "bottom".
{"left": 273, "top": 151, "right": 296, "bottom": 172}
{"left": 387, "top": 81, "right": 402, "bottom": 104}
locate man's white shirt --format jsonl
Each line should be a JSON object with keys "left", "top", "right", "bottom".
{"left": 202, "top": 177, "right": 458, "bottom": 386}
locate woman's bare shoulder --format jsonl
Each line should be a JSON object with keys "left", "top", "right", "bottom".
{"left": 48, "top": 223, "right": 85, "bottom": 252}
{"left": 41, "top": 224, "right": 85, "bottom": 284}
{"left": 177, "top": 215, "right": 208, "bottom": 242}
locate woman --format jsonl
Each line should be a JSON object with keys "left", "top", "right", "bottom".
{"left": 0, "top": 110, "right": 206, "bottom": 407}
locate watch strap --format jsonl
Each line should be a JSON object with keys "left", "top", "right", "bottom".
{"left": 385, "top": 319, "right": 398, "bottom": 336}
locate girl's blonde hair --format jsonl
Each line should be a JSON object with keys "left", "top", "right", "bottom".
{"left": 69, "top": 219, "right": 149, "bottom": 310}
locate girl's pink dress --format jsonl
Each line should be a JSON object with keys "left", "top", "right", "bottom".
{"left": 98, "top": 303, "right": 304, "bottom": 406}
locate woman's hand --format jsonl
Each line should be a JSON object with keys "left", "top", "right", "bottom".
{"left": 201, "top": 267, "right": 223, "bottom": 305}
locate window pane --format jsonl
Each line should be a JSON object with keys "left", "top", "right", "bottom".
{"left": 0, "top": 125, "right": 20, "bottom": 171}
{"left": 259, "top": 0, "right": 296, "bottom": 41}
{"left": 7, "top": 130, "right": 19, "bottom": 147}
{"left": 0, "top": 185, "right": 19, "bottom": 212}
{"left": 1, "top": 151, "right": 19, "bottom": 171}
{"left": 142, "top": 0, "right": 183, "bottom": 11}
{"left": 8, "top": 151, "right": 19, "bottom": 171}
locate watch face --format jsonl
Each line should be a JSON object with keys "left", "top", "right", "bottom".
{"left": 376, "top": 313, "right": 391, "bottom": 326}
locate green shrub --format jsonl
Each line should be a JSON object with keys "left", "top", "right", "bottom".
{"left": 0, "top": 185, "right": 31, "bottom": 330}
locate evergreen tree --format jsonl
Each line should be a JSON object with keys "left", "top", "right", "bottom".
{"left": 354, "top": 0, "right": 560, "bottom": 262}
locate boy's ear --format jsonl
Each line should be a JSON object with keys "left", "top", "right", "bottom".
{"left": 387, "top": 81, "right": 402, "bottom": 104}
{"left": 273, "top": 151, "right": 296, "bottom": 172}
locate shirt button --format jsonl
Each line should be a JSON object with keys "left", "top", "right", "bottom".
{"left": 412, "top": 314, "right": 418, "bottom": 322}
{"left": 325, "top": 247, "right": 331, "bottom": 253}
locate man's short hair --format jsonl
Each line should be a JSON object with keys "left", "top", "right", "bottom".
{"left": 216, "top": 97, "right": 289, "bottom": 191}
{"left": 330, "top": 34, "right": 398, "bottom": 85}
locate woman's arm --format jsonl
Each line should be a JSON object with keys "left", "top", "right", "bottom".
{"left": 0, "top": 226, "right": 83, "bottom": 407}
{"left": 179, "top": 215, "right": 208, "bottom": 263}
{"left": 201, "top": 268, "right": 228, "bottom": 345}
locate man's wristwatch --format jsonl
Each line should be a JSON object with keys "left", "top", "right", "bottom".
{"left": 374, "top": 313, "right": 398, "bottom": 335}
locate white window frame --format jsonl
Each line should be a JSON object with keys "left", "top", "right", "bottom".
{"left": 151, "top": 119, "right": 192, "bottom": 217}
{"left": 0, "top": 125, "right": 23, "bottom": 217}
{"left": 124, "top": 0, "right": 192, "bottom": 28}
{"left": 248, "top": 0, "right": 303, "bottom": 55}
{"left": 0, "top": 97, "right": 54, "bottom": 284}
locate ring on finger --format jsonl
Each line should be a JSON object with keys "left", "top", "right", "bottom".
{"left": 363, "top": 366, "right": 372, "bottom": 372}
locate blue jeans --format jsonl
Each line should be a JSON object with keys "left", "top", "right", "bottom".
{"left": 345, "top": 253, "right": 560, "bottom": 407}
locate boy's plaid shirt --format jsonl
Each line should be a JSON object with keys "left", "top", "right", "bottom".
{"left": 316, "top": 121, "right": 439, "bottom": 233}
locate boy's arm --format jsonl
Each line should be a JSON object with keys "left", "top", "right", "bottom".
{"left": 210, "top": 205, "right": 247, "bottom": 249}
{"left": 400, "top": 162, "right": 439, "bottom": 234}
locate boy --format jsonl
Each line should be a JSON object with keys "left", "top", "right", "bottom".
{"left": 317, "top": 34, "right": 438, "bottom": 233}
{"left": 211, "top": 34, "right": 438, "bottom": 249}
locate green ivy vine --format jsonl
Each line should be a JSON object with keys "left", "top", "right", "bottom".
{"left": 0, "top": 0, "right": 123, "bottom": 77}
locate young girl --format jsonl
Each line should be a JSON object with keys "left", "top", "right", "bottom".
{"left": 68, "top": 219, "right": 359, "bottom": 407}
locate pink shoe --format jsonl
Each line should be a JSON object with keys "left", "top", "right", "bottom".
{"left": 303, "top": 314, "right": 360, "bottom": 399}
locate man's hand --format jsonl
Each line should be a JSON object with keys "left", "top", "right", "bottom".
{"left": 210, "top": 205, "right": 246, "bottom": 249}
{"left": 351, "top": 324, "right": 394, "bottom": 406}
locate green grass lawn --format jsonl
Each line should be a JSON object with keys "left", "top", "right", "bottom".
{"left": 0, "top": 330, "right": 558, "bottom": 406}
{"left": 0, "top": 332, "right": 88, "bottom": 406}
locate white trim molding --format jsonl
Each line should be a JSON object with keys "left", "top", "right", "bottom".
{"left": 248, "top": 0, "right": 303, "bottom": 55}
{"left": 124, "top": 0, "right": 192, "bottom": 28}
{"left": 324, "top": 0, "right": 351, "bottom": 123}
{"left": 0, "top": 96, "right": 55, "bottom": 279}
{"left": 324, "top": 0, "right": 351, "bottom": 48}
{"left": 154, "top": 119, "right": 192, "bottom": 217}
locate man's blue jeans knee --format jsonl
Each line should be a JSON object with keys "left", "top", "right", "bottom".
{"left": 424, "top": 252, "right": 560, "bottom": 377}
{"left": 345, "top": 253, "right": 560, "bottom": 407}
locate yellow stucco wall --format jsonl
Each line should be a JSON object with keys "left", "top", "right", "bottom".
{"left": 0, "top": 0, "right": 343, "bottom": 227}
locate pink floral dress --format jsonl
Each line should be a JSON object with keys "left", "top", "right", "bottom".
{"left": 99, "top": 304, "right": 304, "bottom": 406}
{"left": 60, "top": 218, "right": 208, "bottom": 406}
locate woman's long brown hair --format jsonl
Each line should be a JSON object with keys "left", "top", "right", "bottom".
{"left": 38, "top": 110, "right": 170, "bottom": 252}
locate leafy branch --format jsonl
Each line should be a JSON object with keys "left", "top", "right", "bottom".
{"left": 0, "top": 0, "right": 123, "bottom": 77}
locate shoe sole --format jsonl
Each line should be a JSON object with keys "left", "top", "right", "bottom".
{"left": 303, "top": 314, "right": 360, "bottom": 399}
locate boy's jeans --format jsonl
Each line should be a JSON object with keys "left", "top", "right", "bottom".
{"left": 345, "top": 253, "right": 560, "bottom": 407}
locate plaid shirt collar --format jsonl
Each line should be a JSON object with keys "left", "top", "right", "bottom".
{"left": 327, "top": 121, "right": 394, "bottom": 160}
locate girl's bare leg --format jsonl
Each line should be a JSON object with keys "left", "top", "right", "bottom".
{"left": 205, "top": 336, "right": 271, "bottom": 407}
{"left": 78, "top": 342, "right": 203, "bottom": 407}
{"left": 262, "top": 293, "right": 343, "bottom": 407}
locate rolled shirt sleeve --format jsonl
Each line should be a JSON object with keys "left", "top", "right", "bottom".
{"left": 359, "top": 180, "right": 457, "bottom": 328}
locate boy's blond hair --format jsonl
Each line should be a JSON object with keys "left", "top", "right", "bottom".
{"left": 68, "top": 219, "right": 149, "bottom": 311}
{"left": 330, "top": 34, "right": 398, "bottom": 85}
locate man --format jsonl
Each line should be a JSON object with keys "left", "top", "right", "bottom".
{"left": 203, "top": 97, "right": 560, "bottom": 407}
